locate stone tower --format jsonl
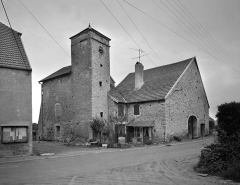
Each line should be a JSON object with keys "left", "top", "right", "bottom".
{"left": 70, "top": 25, "right": 111, "bottom": 123}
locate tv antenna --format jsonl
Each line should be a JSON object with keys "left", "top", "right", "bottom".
{"left": 130, "top": 48, "right": 149, "bottom": 63}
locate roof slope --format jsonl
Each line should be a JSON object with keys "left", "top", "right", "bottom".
{"left": 0, "top": 22, "right": 31, "bottom": 71}
{"left": 114, "top": 57, "right": 193, "bottom": 103}
{"left": 109, "top": 87, "right": 126, "bottom": 103}
{"left": 39, "top": 65, "right": 71, "bottom": 82}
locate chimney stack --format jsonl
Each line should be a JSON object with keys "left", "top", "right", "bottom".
{"left": 135, "top": 62, "right": 144, "bottom": 90}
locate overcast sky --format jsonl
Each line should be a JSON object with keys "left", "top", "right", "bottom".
{"left": 1, "top": 0, "right": 240, "bottom": 123}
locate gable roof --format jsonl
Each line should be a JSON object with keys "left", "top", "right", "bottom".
{"left": 39, "top": 65, "right": 71, "bottom": 82}
{"left": 70, "top": 26, "right": 111, "bottom": 41}
{"left": 112, "top": 57, "right": 194, "bottom": 103}
{"left": 0, "top": 22, "right": 31, "bottom": 71}
{"left": 109, "top": 87, "right": 127, "bottom": 103}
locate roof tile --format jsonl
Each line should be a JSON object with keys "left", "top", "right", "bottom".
{"left": 0, "top": 22, "right": 31, "bottom": 70}
{"left": 113, "top": 58, "right": 193, "bottom": 103}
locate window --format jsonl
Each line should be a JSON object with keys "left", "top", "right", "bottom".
{"left": 118, "top": 105, "right": 124, "bottom": 117}
{"left": 99, "top": 81, "right": 102, "bottom": 87}
{"left": 55, "top": 103, "right": 62, "bottom": 117}
{"left": 56, "top": 126, "right": 61, "bottom": 137}
{"left": 100, "top": 112, "right": 103, "bottom": 117}
{"left": 134, "top": 104, "right": 140, "bottom": 115}
{"left": 1, "top": 126, "right": 28, "bottom": 143}
{"left": 99, "top": 46, "right": 103, "bottom": 54}
{"left": 118, "top": 124, "right": 125, "bottom": 137}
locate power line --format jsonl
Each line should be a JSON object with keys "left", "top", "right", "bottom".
{"left": 175, "top": 0, "right": 240, "bottom": 71}
{"left": 152, "top": 0, "right": 207, "bottom": 54}
{"left": 122, "top": 0, "right": 218, "bottom": 60}
{"left": 1, "top": 0, "right": 30, "bottom": 71}
{"left": 123, "top": 0, "right": 240, "bottom": 77}
{"left": 158, "top": 0, "right": 229, "bottom": 68}
{"left": 117, "top": 0, "right": 163, "bottom": 65}
{"left": 168, "top": 0, "right": 240, "bottom": 73}
{"left": 19, "top": 0, "right": 70, "bottom": 58}
{"left": 100, "top": 0, "right": 156, "bottom": 66}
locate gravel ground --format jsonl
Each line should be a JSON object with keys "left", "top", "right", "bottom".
{"left": 51, "top": 155, "right": 240, "bottom": 185}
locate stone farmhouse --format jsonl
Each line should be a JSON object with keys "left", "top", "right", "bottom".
{"left": 38, "top": 25, "right": 209, "bottom": 144}
{"left": 0, "top": 22, "right": 32, "bottom": 156}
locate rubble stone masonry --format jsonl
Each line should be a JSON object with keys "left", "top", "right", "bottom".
{"left": 165, "top": 61, "right": 209, "bottom": 139}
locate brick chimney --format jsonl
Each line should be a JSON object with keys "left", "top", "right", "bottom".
{"left": 135, "top": 62, "right": 144, "bottom": 90}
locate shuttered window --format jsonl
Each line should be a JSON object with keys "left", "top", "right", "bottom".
{"left": 134, "top": 104, "right": 140, "bottom": 115}
{"left": 118, "top": 105, "right": 124, "bottom": 117}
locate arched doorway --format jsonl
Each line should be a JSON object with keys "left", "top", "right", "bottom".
{"left": 188, "top": 116, "right": 198, "bottom": 139}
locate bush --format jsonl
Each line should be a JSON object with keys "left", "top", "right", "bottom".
{"left": 216, "top": 102, "right": 240, "bottom": 136}
{"left": 196, "top": 102, "right": 240, "bottom": 182}
{"left": 173, "top": 136, "right": 182, "bottom": 142}
{"left": 89, "top": 118, "right": 105, "bottom": 133}
{"left": 222, "top": 162, "right": 240, "bottom": 182}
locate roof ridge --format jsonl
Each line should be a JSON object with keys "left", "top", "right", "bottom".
{"left": 0, "top": 22, "right": 22, "bottom": 35}
{"left": 128, "top": 57, "right": 194, "bottom": 75}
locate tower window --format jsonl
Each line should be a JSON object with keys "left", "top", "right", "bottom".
{"left": 56, "top": 126, "right": 61, "bottom": 137}
{"left": 100, "top": 112, "right": 103, "bottom": 117}
{"left": 99, "top": 46, "right": 103, "bottom": 54}
{"left": 99, "top": 81, "right": 102, "bottom": 87}
{"left": 134, "top": 104, "right": 140, "bottom": 115}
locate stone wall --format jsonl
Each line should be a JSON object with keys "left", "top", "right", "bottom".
{"left": 0, "top": 68, "right": 32, "bottom": 156}
{"left": 165, "top": 60, "right": 209, "bottom": 140}
{"left": 90, "top": 31, "right": 110, "bottom": 120}
{"left": 39, "top": 74, "right": 73, "bottom": 140}
{"left": 127, "top": 101, "right": 166, "bottom": 143}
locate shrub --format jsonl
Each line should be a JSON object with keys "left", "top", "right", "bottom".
{"left": 173, "top": 136, "right": 181, "bottom": 142}
{"left": 196, "top": 102, "right": 240, "bottom": 181}
{"left": 216, "top": 102, "right": 240, "bottom": 136}
{"left": 89, "top": 118, "right": 105, "bottom": 133}
{"left": 222, "top": 162, "right": 240, "bottom": 182}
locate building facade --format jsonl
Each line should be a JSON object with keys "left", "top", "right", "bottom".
{"left": 0, "top": 22, "right": 32, "bottom": 156}
{"left": 38, "top": 25, "right": 111, "bottom": 141}
{"left": 38, "top": 25, "right": 209, "bottom": 143}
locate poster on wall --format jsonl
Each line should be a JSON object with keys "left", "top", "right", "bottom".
{"left": 2, "top": 127, "right": 28, "bottom": 143}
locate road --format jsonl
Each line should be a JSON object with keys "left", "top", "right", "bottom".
{"left": 0, "top": 138, "right": 238, "bottom": 185}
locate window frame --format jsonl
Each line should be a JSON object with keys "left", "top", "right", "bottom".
{"left": 134, "top": 104, "right": 140, "bottom": 115}
{"left": 1, "top": 126, "right": 28, "bottom": 144}
{"left": 118, "top": 104, "right": 124, "bottom": 117}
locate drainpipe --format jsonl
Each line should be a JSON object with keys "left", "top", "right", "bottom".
{"left": 39, "top": 81, "right": 43, "bottom": 140}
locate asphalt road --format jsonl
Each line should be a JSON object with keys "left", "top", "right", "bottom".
{"left": 0, "top": 138, "right": 214, "bottom": 185}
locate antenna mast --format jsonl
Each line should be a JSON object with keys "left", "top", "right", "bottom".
{"left": 130, "top": 48, "right": 148, "bottom": 63}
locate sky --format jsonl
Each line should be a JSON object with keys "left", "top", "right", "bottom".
{"left": 0, "top": 0, "right": 240, "bottom": 123}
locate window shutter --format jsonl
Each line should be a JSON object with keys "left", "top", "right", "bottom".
{"left": 134, "top": 104, "right": 140, "bottom": 115}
